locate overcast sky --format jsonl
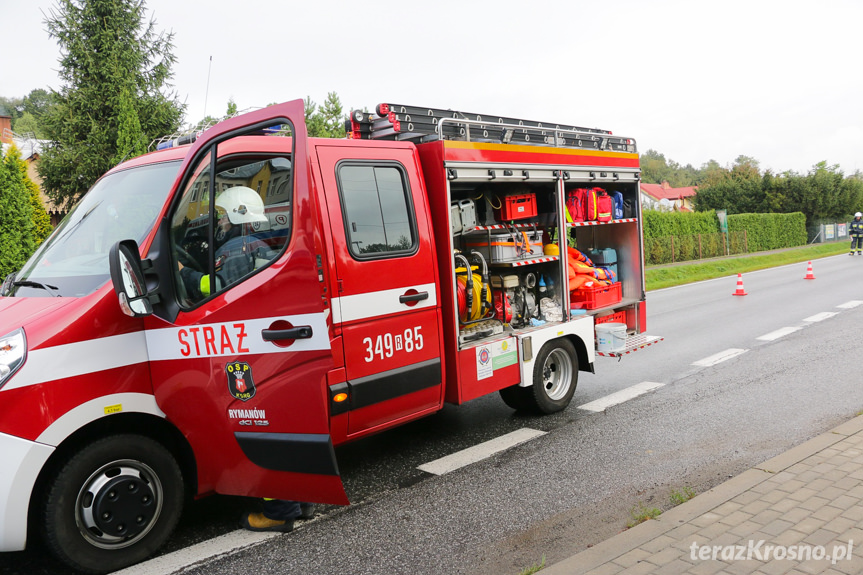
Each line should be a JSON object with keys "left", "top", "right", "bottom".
{"left": 3, "top": 0, "right": 862, "bottom": 175}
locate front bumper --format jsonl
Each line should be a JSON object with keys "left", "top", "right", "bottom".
{"left": 0, "top": 432, "right": 53, "bottom": 552}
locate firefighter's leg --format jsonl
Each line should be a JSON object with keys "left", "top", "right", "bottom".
{"left": 261, "top": 499, "right": 303, "bottom": 520}
{"left": 240, "top": 499, "right": 305, "bottom": 532}
{"left": 851, "top": 237, "right": 857, "bottom": 255}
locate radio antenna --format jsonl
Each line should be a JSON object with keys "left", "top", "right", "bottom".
{"left": 203, "top": 56, "right": 213, "bottom": 117}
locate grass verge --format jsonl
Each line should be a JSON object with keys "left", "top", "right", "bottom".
{"left": 518, "top": 555, "right": 546, "bottom": 575}
{"left": 626, "top": 502, "right": 662, "bottom": 528}
{"left": 645, "top": 242, "right": 849, "bottom": 291}
{"left": 669, "top": 486, "right": 696, "bottom": 506}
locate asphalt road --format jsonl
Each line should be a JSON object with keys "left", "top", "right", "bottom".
{"left": 4, "top": 254, "right": 863, "bottom": 575}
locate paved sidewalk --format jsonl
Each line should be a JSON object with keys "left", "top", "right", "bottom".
{"left": 544, "top": 416, "right": 863, "bottom": 575}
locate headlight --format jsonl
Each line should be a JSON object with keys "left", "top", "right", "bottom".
{"left": 0, "top": 329, "right": 26, "bottom": 388}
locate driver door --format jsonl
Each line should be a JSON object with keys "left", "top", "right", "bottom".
{"left": 143, "top": 101, "right": 348, "bottom": 505}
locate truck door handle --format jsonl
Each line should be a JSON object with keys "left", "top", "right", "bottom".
{"left": 262, "top": 326, "right": 313, "bottom": 341}
{"left": 399, "top": 291, "right": 429, "bottom": 304}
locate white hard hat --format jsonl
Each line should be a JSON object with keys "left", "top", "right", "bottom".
{"left": 216, "top": 186, "right": 268, "bottom": 224}
{"left": 856, "top": 212, "right": 862, "bottom": 218}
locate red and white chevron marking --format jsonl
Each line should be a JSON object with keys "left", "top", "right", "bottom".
{"left": 596, "top": 334, "right": 664, "bottom": 357}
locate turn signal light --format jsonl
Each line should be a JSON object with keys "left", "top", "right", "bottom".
{"left": 333, "top": 392, "right": 348, "bottom": 403}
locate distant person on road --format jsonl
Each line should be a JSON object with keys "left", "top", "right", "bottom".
{"left": 850, "top": 212, "right": 863, "bottom": 256}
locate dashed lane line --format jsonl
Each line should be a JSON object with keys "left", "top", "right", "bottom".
{"left": 417, "top": 427, "right": 547, "bottom": 476}
{"left": 577, "top": 381, "right": 665, "bottom": 413}
{"left": 803, "top": 312, "right": 838, "bottom": 322}
{"left": 757, "top": 326, "right": 802, "bottom": 341}
{"left": 692, "top": 348, "right": 748, "bottom": 367}
{"left": 837, "top": 301, "right": 863, "bottom": 309}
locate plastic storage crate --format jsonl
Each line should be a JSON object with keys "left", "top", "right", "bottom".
{"left": 496, "top": 193, "right": 537, "bottom": 221}
{"left": 465, "top": 230, "right": 543, "bottom": 263}
{"left": 595, "top": 310, "right": 626, "bottom": 325}
{"left": 570, "top": 282, "right": 622, "bottom": 310}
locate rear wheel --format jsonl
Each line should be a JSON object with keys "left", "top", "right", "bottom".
{"left": 41, "top": 434, "right": 185, "bottom": 574}
{"left": 499, "top": 338, "right": 579, "bottom": 414}
{"left": 529, "top": 338, "right": 578, "bottom": 414}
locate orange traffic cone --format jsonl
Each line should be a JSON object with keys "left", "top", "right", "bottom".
{"left": 804, "top": 261, "right": 816, "bottom": 280}
{"left": 732, "top": 273, "right": 748, "bottom": 296}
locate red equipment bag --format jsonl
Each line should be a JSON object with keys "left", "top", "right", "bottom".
{"left": 566, "top": 188, "right": 587, "bottom": 222}
{"left": 596, "top": 191, "right": 613, "bottom": 222}
{"left": 583, "top": 188, "right": 600, "bottom": 221}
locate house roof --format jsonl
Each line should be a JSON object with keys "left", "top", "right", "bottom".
{"left": 640, "top": 182, "right": 697, "bottom": 201}
{"left": 2, "top": 135, "right": 46, "bottom": 161}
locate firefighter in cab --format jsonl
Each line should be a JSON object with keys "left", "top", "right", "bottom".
{"left": 179, "top": 186, "right": 271, "bottom": 300}
{"left": 850, "top": 212, "right": 863, "bottom": 256}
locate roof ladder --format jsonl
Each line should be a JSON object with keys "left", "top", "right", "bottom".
{"left": 345, "top": 102, "right": 637, "bottom": 153}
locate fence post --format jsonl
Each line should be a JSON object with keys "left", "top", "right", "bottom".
{"left": 698, "top": 234, "right": 702, "bottom": 260}
{"left": 744, "top": 230, "right": 748, "bottom": 253}
{"left": 671, "top": 235, "right": 675, "bottom": 263}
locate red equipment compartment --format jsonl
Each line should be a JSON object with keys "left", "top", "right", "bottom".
{"left": 571, "top": 282, "right": 622, "bottom": 310}
{"left": 496, "top": 193, "right": 537, "bottom": 221}
{"left": 452, "top": 342, "right": 521, "bottom": 403}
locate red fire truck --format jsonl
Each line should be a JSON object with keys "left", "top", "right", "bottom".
{"left": 0, "top": 99, "right": 660, "bottom": 572}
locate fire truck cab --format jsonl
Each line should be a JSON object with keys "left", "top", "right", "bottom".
{"left": 0, "top": 99, "right": 659, "bottom": 572}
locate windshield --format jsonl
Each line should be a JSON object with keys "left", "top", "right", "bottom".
{"left": 3, "top": 161, "right": 181, "bottom": 297}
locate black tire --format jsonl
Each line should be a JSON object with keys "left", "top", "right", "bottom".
{"left": 499, "top": 383, "right": 534, "bottom": 411}
{"left": 41, "top": 435, "right": 185, "bottom": 574}
{"left": 528, "top": 338, "right": 578, "bottom": 414}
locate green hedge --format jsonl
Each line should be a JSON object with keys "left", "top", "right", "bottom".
{"left": 726, "top": 212, "right": 806, "bottom": 251}
{"left": 642, "top": 211, "right": 807, "bottom": 262}
{"left": 642, "top": 210, "right": 719, "bottom": 238}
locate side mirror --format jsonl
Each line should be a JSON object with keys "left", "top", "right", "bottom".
{"left": 109, "top": 240, "right": 153, "bottom": 317}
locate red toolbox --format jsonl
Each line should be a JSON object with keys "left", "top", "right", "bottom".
{"left": 496, "top": 193, "right": 537, "bottom": 221}
{"left": 571, "top": 282, "right": 622, "bottom": 310}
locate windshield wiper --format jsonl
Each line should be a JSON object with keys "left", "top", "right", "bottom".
{"left": 12, "top": 280, "right": 60, "bottom": 296}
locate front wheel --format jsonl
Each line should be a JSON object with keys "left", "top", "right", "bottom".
{"left": 41, "top": 434, "right": 185, "bottom": 574}
{"left": 529, "top": 338, "right": 578, "bottom": 414}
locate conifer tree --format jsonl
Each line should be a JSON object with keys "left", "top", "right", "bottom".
{"left": 0, "top": 146, "right": 36, "bottom": 279}
{"left": 39, "top": 0, "right": 185, "bottom": 209}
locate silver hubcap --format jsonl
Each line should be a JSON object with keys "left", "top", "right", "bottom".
{"left": 75, "top": 459, "right": 163, "bottom": 549}
{"left": 542, "top": 348, "right": 573, "bottom": 401}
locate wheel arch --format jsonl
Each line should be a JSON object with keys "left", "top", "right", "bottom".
{"left": 28, "top": 412, "right": 197, "bottom": 545}
{"left": 565, "top": 334, "right": 594, "bottom": 374}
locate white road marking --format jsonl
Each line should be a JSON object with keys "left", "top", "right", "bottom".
{"left": 417, "top": 428, "right": 546, "bottom": 476}
{"left": 757, "top": 327, "right": 802, "bottom": 341}
{"left": 837, "top": 301, "right": 863, "bottom": 309}
{"left": 692, "top": 348, "right": 748, "bottom": 367}
{"left": 113, "top": 529, "right": 280, "bottom": 575}
{"left": 803, "top": 312, "right": 838, "bottom": 322}
{"left": 577, "top": 381, "right": 665, "bottom": 413}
